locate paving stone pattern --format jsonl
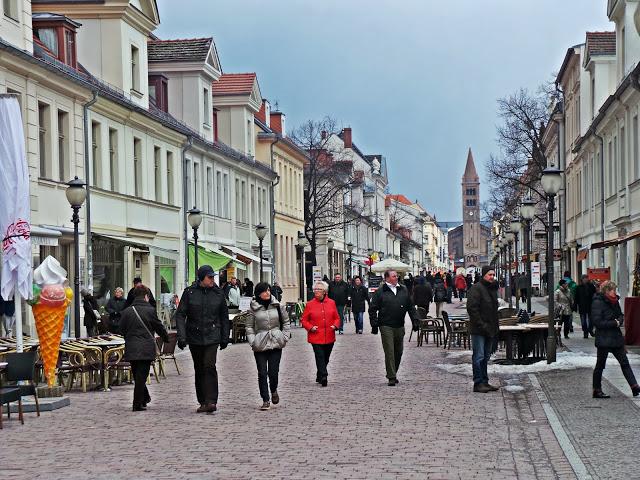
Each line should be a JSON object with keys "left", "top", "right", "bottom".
{"left": 2, "top": 310, "right": 575, "bottom": 480}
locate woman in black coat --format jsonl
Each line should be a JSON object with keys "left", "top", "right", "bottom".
{"left": 349, "top": 276, "right": 369, "bottom": 334}
{"left": 81, "top": 290, "right": 100, "bottom": 337}
{"left": 412, "top": 276, "right": 433, "bottom": 316}
{"left": 105, "top": 287, "right": 127, "bottom": 334}
{"left": 591, "top": 281, "right": 640, "bottom": 398}
{"left": 120, "top": 285, "right": 169, "bottom": 411}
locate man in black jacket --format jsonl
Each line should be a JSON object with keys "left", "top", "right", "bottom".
{"left": 328, "top": 273, "right": 350, "bottom": 334}
{"left": 124, "top": 276, "right": 156, "bottom": 309}
{"left": 574, "top": 275, "right": 596, "bottom": 338}
{"left": 350, "top": 276, "right": 369, "bottom": 334}
{"left": 175, "top": 265, "right": 230, "bottom": 414}
{"left": 467, "top": 266, "right": 500, "bottom": 393}
{"left": 369, "top": 270, "right": 419, "bottom": 386}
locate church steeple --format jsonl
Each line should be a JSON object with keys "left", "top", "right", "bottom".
{"left": 463, "top": 148, "right": 479, "bottom": 182}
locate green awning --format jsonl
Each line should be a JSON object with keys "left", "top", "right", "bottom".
{"left": 187, "top": 243, "right": 243, "bottom": 279}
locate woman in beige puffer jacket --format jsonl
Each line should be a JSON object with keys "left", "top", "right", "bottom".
{"left": 245, "top": 282, "right": 290, "bottom": 410}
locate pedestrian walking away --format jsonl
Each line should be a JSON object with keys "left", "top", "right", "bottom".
{"left": 175, "top": 265, "right": 230, "bottom": 413}
{"left": 245, "top": 282, "right": 291, "bottom": 411}
{"left": 554, "top": 280, "right": 573, "bottom": 339}
{"left": 591, "top": 280, "right": 640, "bottom": 399}
{"left": 119, "top": 284, "right": 169, "bottom": 411}
{"left": 349, "top": 276, "right": 369, "bottom": 334}
{"left": 412, "top": 276, "right": 433, "bottom": 315}
{"left": 455, "top": 272, "right": 467, "bottom": 302}
{"left": 124, "top": 276, "right": 157, "bottom": 309}
{"left": 369, "top": 269, "right": 419, "bottom": 386}
{"left": 433, "top": 273, "right": 447, "bottom": 318}
{"left": 328, "top": 273, "right": 349, "bottom": 334}
{"left": 301, "top": 281, "right": 341, "bottom": 387}
{"left": 467, "top": 266, "right": 500, "bottom": 393}
{"left": 243, "top": 278, "right": 254, "bottom": 297}
{"left": 574, "top": 274, "right": 596, "bottom": 338}
{"left": 81, "top": 289, "right": 100, "bottom": 337}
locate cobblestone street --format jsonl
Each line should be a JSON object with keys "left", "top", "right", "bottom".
{"left": 2, "top": 308, "right": 577, "bottom": 480}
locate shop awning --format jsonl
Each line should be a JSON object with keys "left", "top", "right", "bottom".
{"left": 188, "top": 243, "right": 244, "bottom": 280}
{"left": 221, "top": 245, "right": 272, "bottom": 266}
{"left": 590, "top": 230, "right": 640, "bottom": 249}
{"left": 31, "top": 225, "right": 62, "bottom": 247}
{"left": 93, "top": 233, "right": 149, "bottom": 250}
{"left": 576, "top": 248, "right": 589, "bottom": 262}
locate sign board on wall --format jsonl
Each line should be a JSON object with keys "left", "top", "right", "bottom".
{"left": 238, "top": 296, "right": 252, "bottom": 312}
{"left": 587, "top": 267, "right": 611, "bottom": 283}
{"left": 312, "top": 266, "right": 322, "bottom": 283}
{"left": 531, "top": 262, "right": 541, "bottom": 287}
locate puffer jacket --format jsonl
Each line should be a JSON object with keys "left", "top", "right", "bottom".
{"left": 591, "top": 293, "right": 625, "bottom": 349}
{"left": 455, "top": 275, "right": 467, "bottom": 291}
{"left": 554, "top": 288, "right": 573, "bottom": 317}
{"left": 245, "top": 297, "right": 291, "bottom": 352}
{"left": 301, "top": 296, "right": 341, "bottom": 345}
{"left": 467, "top": 279, "right": 499, "bottom": 337}
{"left": 175, "top": 284, "right": 230, "bottom": 346}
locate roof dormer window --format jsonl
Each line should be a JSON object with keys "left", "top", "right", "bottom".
{"left": 148, "top": 74, "right": 168, "bottom": 112}
{"left": 32, "top": 13, "right": 80, "bottom": 69}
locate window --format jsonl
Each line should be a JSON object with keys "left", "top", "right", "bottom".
{"left": 38, "top": 102, "right": 50, "bottom": 178}
{"left": 166, "top": 151, "right": 174, "bottom": 204}
{"left": 203, "top": 88, "right": 210, "bottom": 126}
{"left": 241, "top": 181, "right": 247, "bottom": 222}
{"left": 235, "top": 179, "right": 240, "bottom": 220}
{"left": 185, "top": 159, "right": 192, "bottom": 207}
{"left": 621, "top": 27, "right": 626, "bottom": 75}
{"left": 223, "top": 173, "right": 229, "bottom": 218}
{"left": 591, "top": 76, "right": 596, "bottom": 119}
{"left": 57, "top": 110, "right": 68, "bottom": 182}
{"left": 130, "top": 45, "right": 140, "bottom": 92}
{"left": 35, "top": 28, "right": 58, "bottom": 55}
{"left": 91, "top": 121, "right": 101, "bottom": 187}
{"left": 193, "top": 163, "right": 200, "bottom": 209}
{"left": 607, "top": 141, "right": 612, "bottom": 196}
{"left": 620, "top": 127, "right": 626, "bottom": 189}
{"left": 108, "top": 128, "right": 118, "bottom": 191}
{"left": 251, "top": 184, "right": 256, "bottom": 224}
{"left": 465, "top": 188, "right": 476, "bottom": 196}
{"left": 246, "top": 119, "right": 253, "bottom": 155}
{"left": 634, "top": 116, "right": 639, "bottom": 180}
{"left": 3, "top": 0, "right": 18, "bottom": 20}
{"left": 154, "top": 146, "right": 161, "bottom": 202}
{"left": 207, "top": 167, "right": 213, "bottom": 214}
{"left": 133, "top": 137, "right": 142, "bottom": 197}
{"left": 613, "top": 136, "right": 618, "bottom": 194}
{"left": 148, "top": 75, "right": 168, "bottom": 112}
{"left": 216, "top": 171, "right": 222, "bottom": 216}
{"left": 64, "top": 30, "right": 76, "bottom": 67}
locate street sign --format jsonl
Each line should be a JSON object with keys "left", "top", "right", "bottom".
{"left": 553, "top": 249, "right": 562, "bottom": 261}
{"left": 587, "top": 267, "right": 610, "bottom": 282}
{"left": 531, "top": 262, "right": 541, "bottom": 287}
{"left": 312, "top": 266, "right": 322, "bottom": 283}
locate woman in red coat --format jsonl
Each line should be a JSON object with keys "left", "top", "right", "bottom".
{"left": 455, "top": 273, "right": 468, "bottom": 302}
{"left": 301, "top": 280, "right": 341, "bottom": 386}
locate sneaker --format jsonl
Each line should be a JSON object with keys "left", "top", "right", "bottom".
{"left": 473, "top": 384, "right": 492, "bottom": 393}
{"left": 592, "top": 390, "right": 610, "bottom": 399}
{"left": 271, "top": 391, "right": 280, "bottom": 405}
{"left": 260, "top": 401, "right": 271, "bottom": 411}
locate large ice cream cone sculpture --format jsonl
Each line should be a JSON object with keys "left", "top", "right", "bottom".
{"left": 29, "top": 256, "right": 72, "bottom": 388}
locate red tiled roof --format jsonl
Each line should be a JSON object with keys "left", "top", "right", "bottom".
{"left": 585, "top": 32, "right": 616, "bottom": 58}
{"left": 212, "top": 73, "right": 256, "bottom": 96}
{"left": 148, "top": 38, "right": 212, "bottom": 63}
{"left": 385, "top": 194, "right": 412, "bottom": 207}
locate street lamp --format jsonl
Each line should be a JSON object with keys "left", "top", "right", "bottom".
{"left": 520, "top": 197, "right": 536, "bottom": 313}
{"left": 367, "top": 247, "right": 373, "bottom": 274}
{"left": 506, "top": 229, "right": 515, "bottom": 309}
{"left": 346, "top": 242, "right": 354, "bottom": 278}
{"left": 297, "top": 231, "right": 308, "bottom": 301}
{"left": 255, "top": 223, "right": 268, "bottom": 280}
{"left": 541, "top": 166, "right": 563, "bottom": 364}
{"left": 327, "top": 238, "right": 334, "bottom": 278}
{"left": 65, "top": 177, "right": 87, "bottom": 339}
{"left": 187, "top": 207, "right": 203, "bottom": 281}
{"left": 510, "top": 216, "right": 522, "bottom": 310}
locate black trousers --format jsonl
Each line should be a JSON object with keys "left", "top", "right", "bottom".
{"left": 189, "top": 344, "right": 219, "bottom": 405}
{"left": 253, "top": 349, "right": 282, "bottom": 402}
{"left": 560, "top": 314, "right": 572, "bottom": 337}
{"left": 593, "top": 346, "right": 638, "bottom": 390}
{"left": 312, "top": 343, "right": 334, "bottom": 381}
{"left": 130, "top": 360, "right": 151, "bottom": 408}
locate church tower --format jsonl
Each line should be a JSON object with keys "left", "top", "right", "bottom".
{"left": 462, "top": 148, "right": 481, "bottom": 267}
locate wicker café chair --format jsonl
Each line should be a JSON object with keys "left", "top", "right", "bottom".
{"left": 232, "top": 312, "right": 250, "bottom": 344}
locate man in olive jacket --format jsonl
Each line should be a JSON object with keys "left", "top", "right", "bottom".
{"left": 175, "top": 265, "right": 230, "bottom": 413}
{"left": 466, "top": 266, "right": 500, "bottom": 393}
{"left": 369, "top": 269, "right": 419, "bottom": 386}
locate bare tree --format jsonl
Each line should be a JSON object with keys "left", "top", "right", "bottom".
{"left": 289, "top": 116, "right": 360, "bottom": 268}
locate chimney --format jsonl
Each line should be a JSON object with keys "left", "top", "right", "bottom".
{"left": 256, "top": 99, "right": 270, "bottom": 127}
{"left": 321, "top": 130, "right": 327, "bottom": 139}
{"left": 270, "top": 111, "right": 286, "bottom": 135}
{"left": 343, "top": 127, "right": 352, "bottom": 148}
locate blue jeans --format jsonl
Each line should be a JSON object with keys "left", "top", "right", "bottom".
{"left": 471, "top": 334, "right": 495, "bottom": 386}
{"left": 354, "top": 311, "right": 364, "bottom": 332}
{"left": 336, "top": 305, "right": 345, "bottom": 331}
{"left": 580, "top": 312, "right": 592, "bottom": 333}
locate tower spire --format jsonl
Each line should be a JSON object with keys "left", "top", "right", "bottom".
{"left": 463, "top": 148, "right": 479, "bottom": 182}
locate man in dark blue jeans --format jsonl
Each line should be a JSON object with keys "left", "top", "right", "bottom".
{"left": 466, "top": 266, "right": 500, "bottom": 393}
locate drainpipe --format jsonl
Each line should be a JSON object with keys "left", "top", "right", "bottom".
{"left": 594, "top": 131, "right": 605, "bottom": 267}
{"left": 269, "top": 135, "right": 281, "bottom": 284}
{"left": 182, "top": 136, "right": 193, "bottom": 287}
{"left": 83, "top": 91, "right": 98, "bottom": 291}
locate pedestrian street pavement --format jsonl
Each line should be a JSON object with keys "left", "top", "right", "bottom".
{"left": 2, "top": 304, "right": 579, "bottom": 480}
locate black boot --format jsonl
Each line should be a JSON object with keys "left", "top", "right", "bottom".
{"left": 593, "top": 389, "right": 610, "bottom": 399}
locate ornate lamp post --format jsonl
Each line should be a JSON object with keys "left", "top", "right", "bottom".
{"left": 65, "top": 177, "right": 87, "bottom": 339}
{"left": 500, "top": 235, "right": 508, "bottom": 300}
{"left": 510, "top": 216, "right": 522, "bottom": 311}
{"left": 297, "top": 231, "right": 308, "bottom": 301}
{"left": 520, "top": 197, "right": 536, "bottom": 313}
{"left": 255, "top": 223, "right": 268, "bottom": 280}
{"left": 506, "top": 229, "right": 515, "bottom": 309}
{"left": 187, "top": 207, "right": 203, "bottom": 281}
{"left": 327, "top": 238, "right": 334, "bottom": 278}
{"left": 541, "top": 166, "right": 563, "bottom": 364}
{"left": 367, "top": 247, "right": 373, "bottom": 274}
{"left": 346, "top": 242, "right": 354, "bottom": 278}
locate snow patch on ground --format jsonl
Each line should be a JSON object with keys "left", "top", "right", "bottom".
{"left": 436, "top": 351, "right": 640, "bottom": 376}
{"left": 503, "top": 385, "right": 525, "bottom": 393}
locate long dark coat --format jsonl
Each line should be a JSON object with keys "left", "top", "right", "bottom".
{"left": 120, "top": 298, "right": 169, "bottom": 361}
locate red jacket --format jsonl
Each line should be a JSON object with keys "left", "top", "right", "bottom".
{"left": 455, "top": 275, "right": 467, "bottom": 290}
{"left": 301, "top": 297, "right": 341, "bottom": 345}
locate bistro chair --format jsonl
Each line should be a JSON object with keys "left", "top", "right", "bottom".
{"left": 442, "top": 311, "right": 469, "bottom": 349}
{"left": 409, "top": 306, "right": 428, "bottom": 342}
{"left": 155, "top": 333, "right": 180, "bottom": 377}
{"left": 0, "top": 386, "right": 23, "bottom": 428}
{"left": 232, "top": 312, "right": 250, "bottom": 344}
{"left": 4, "top": 351, "right": 40, "bottom": 416}
{"left": 417, "top": 318, "right": 443, "bottom": 347}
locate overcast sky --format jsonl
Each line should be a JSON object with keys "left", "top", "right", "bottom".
{"left": 156, "top": 0, "right": 612, "bottom": 221}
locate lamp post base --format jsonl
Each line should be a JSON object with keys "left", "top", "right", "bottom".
{"left": 546, "top": 334, "right": 556, "bottom": 364}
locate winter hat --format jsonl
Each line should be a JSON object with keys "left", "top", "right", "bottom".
{"left": 481, "top": 266, "right": 495, "bottom": 278}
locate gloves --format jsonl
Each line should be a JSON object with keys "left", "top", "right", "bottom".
{"left": 219, "top": 342, "right": 228, "bottom": 350}
{"left": 177, "top": 340, "right": 187, "bottom": 350}
{"left": 371, "top": 326, "right": 379, "bottom": 335}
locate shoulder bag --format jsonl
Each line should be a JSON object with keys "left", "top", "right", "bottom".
{"left": 132, "top": 306, "right": 161, "bottom": 356}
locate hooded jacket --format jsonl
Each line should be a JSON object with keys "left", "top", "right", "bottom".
{"left": 245, "top": 296, "right": 291, "bottom": 352}
{"left": 591, "top": 293, "right": 624, "bottom": 349}
{"left": 175, "top": 283, "right": 230, "bottom": 346}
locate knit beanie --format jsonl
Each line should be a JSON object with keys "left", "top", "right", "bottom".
{"left": 481, "top": 266, "right": 494, "bottom": 278}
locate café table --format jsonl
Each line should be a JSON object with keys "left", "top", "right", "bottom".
{"left": 87, "top": 338, "right": 125, "bottom": 392}
{"left": 498, "top": 324, "right": 549, "bottom": 363}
